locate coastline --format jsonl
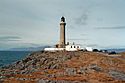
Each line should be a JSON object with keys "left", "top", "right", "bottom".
{"left": 0, "top": 51, "right": 125, "bottom": 83}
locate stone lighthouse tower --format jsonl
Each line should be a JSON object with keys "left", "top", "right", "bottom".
{"left": 59, "top": 16, "right": 66, "bottom": 48}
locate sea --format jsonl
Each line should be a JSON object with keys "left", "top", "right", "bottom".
{"left": 0, "top": 51, "right": 32, "bottom": 68}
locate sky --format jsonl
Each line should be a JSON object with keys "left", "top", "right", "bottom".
{"left": 0, "top": 0, "right": 125, "bottom": 50}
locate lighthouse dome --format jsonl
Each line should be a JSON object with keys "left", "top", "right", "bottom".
{"left": 61, "top": 16, "right": 65, "bottom": 22}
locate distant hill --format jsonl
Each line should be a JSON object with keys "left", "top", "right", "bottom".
{"left": 8, "top": 46, "right": 51, "bottom": 51}
{"left": 105, "top": 48, "right": 125, "bottom": 53}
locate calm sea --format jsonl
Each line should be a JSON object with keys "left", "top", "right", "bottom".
{"left": 0, "top": 51, "right": 32, "bottom": 68}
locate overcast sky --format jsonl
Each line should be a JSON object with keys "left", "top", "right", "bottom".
{"left": 0, "top": 0, "right": 125, "bottom": 50}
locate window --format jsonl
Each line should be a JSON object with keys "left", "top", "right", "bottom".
{"left": 77, "top": 46, "right": 79, "bottom": 48}
{"left": 71, "top": 46, "right": 72, "bottom": 48}
{"left": 74, "top": 46, "right": 76, "bottom": 48}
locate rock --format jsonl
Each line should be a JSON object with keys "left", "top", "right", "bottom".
{"left": 38, "top": 79, "right": 84, "bottom": 83}
{"left": 0, "top": 80, "right": 4, "bottom": 83}
{"left": 108, "top": 70, "right": 125, "bottom": 81}
{"left": 1, "top": 51, "right": 125, "bottom": 82}
{"left": 88, "top": 64, "right": 102, "bottom": 72}
{"left": 77, "top": 67, "right": 86, "bottom": 74}
{"left": 65, "top": 68, "right": 77, "bottom": 75}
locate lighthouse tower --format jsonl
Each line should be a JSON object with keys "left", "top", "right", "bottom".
{"left": 44, "top": 17, "right": 82, "bottom": 52}
{"left": 59, "top": 16, "right": 66, "bottom": 48}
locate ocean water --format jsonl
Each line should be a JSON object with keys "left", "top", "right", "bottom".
{"left": 106, "top": 49, "right": 125, "bottom": 53}
{"left": 0, "top": 51, "right": 31, "bottom": 68}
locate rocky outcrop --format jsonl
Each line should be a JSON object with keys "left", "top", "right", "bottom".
{"left": 0, "top": 51, "right": 79, "bottom": 75}
{"left": 0, "top": 51, "right": 125, "bottom": 83}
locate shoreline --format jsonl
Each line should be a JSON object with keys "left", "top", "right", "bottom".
{"left": 0, "top": 51, "right": 125, "bottom": 82}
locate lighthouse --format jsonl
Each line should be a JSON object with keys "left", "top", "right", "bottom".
{"left": 59, "top": 16, "right": 66, "bottom": 48}
{"left": 44, "top": 17, "right": 82, "bottom": 52}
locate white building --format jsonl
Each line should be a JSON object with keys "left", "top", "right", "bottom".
{"left": 44, "top": 48, "right": 64, "bottom": 52}
{"left": 44, "top": 44, "right": 81, "bottom": 52}
{"left": 65, "top": 44, "right": 81, "bottom": 51}
{"left": 85, "top": 47, "right": 93, "bottom": 51}
{"left": 44, "top": 45, "right": 94, "bottom": 52}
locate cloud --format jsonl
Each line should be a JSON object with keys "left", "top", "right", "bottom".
{"left": 86, "top": 44, "right": 99, "bottom": 47}
{"left": 75, "top": 12, "right": 88, "bottom": 25}
{"left": 0, "top": 36, "right": 21, "bottom": 42}
{"left": 74, "top": 2, "right": 96, "bottom": 26}
{"left": 0, "top": 0, "right": 125, "bottom": 49}
{"left": 80, "top": 34, "right": 87, "bottom": 36}
{"left": 96, "top": 26, "right": 125, "bottom": 30}
{"left": 67, "top": 38, "right": 88, "bottom": 41}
